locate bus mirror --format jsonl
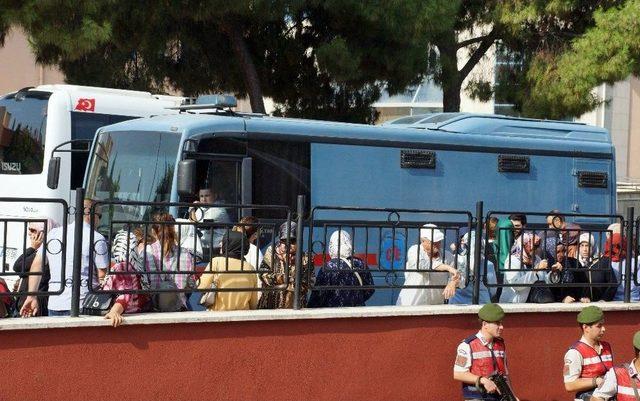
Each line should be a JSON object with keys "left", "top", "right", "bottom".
{"left": 47, "top": 157, "right": 61, "bottom": 189}
{"left": 177, "top": 159, "right": 196, "bottom": 196}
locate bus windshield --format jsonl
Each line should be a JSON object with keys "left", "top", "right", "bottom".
{"left": 85, "top": 130, "right": 181, "bottom": 226}
{"left": 0, "top": 91, "right": 50, "bottom": 174}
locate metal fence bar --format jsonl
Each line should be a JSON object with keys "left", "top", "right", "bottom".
{"left": 70, "top": 188, "right": 84, "bottom": 317}
{"left": 625, "top": 207, "right": 634, "bottom": 302}
{"left": 293, "top": 195, "right": 305, "bottom": 310}
{"left": 472, "top": 201, "right": 483, "bottom": 305}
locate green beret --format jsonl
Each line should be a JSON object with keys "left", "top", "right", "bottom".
{"left": 577, "top": 306, "right": 604, "bottom": 324}
{"left": 478, "top": 303, "right": 505, "bottom": 322}
{"left": 633, "top": 331, "right": 640, "bottom": 349}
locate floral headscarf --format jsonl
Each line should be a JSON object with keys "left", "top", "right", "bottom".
{"left": 510, "top": 232, "right": 540, "bottom": 265}
{"left": 604, "top": 233, "right": 626, "bottom": 262}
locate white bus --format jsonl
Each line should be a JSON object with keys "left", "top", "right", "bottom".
{"left": 0, "top": 84, "right": 183, "bottom": 282}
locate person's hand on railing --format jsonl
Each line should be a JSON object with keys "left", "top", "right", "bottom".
{"left": 442, "top": 280, "right": 458, "bottom": 300}
{"left": 562, "top": 296, "right": 576, "bottom": 303}
{"left": 535, "top": 259, "right": 548, "bottom": 270}
{"left": 20, "top": 296, "right": 38, "bottom": 317}
{"left": 580, "top": 297, "right": 591, "bottom": 303}
{"left": 551, "top": 262, "right": 563, "bottom": 272}
{"left": 104, "top": 303, "right": 124, "bottom": 327}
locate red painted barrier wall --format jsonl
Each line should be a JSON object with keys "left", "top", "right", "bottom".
{"left": 3, "top": 311, "right": 639, "bottom": 401}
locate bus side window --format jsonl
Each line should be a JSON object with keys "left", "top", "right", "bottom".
{"left": 248, "top": 139, "right": 310, "bottom": 219}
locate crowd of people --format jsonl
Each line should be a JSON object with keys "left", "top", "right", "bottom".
{"left": 1, "top": 190, "right": 638, "bottom": 327}
{"left": 396, "top": 211, "right": 640, "bottom": 307}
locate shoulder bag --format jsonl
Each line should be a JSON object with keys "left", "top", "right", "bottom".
{"left": 81, "top": 292, "right": 114, "bottom": 316}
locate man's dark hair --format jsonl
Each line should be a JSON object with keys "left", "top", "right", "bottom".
{"left": 509, "top": 213, "right": 527, "bottom": 226}
{"left": 547, "top": 209, "right": 565, "bottom": 223}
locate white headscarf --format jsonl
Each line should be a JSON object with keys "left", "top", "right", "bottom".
{"left": 578, "top": 232, "right": 597, "bottom": 266}
{"left": 329, "top": 230, "right": 353, "bottom": 260}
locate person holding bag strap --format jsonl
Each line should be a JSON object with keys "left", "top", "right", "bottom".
{"left": 591, "top": 331, "right": 640, "bottom": 401}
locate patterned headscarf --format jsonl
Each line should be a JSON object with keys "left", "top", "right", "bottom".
{"left": 510, "top": 232, "right": 540, "bottom": 265}
{"left": 604, "top": 233, "right": 626, "bottom": 263}
{"left": 329, "top": 230, "right": 353, "bottom": 260}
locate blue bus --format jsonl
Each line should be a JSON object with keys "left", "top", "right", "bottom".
{"left": 79, "top": 109, "right": 614, "bottom": 216}
{"left": 65, "top": 105, "right": 616, "bottom": 305}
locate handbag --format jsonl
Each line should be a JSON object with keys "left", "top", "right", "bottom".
{"left": 81, "top": 292, "right": 114, "bottom": 316}
{"left": 527, "top": 280, "right": 555, "bottom": 303}
{"left": 199, "top": 280, "right": 217, "bottom": 308}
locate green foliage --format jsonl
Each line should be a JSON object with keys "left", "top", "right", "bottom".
{"left": 523, "top": 0, "right": 640, "bottom": 119}
{"left": 0, "top": 0, "right": 409, "bottom": 122}
{"left": 5, "top": 0, "right": 630, "bottom": 120}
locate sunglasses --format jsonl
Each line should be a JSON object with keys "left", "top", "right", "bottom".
{"left": 28, "top": 228, "right": 38, "bottom": 234}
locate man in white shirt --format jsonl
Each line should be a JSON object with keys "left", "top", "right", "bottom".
{"left": 20, "top": 199, "right": 110, "bottom": 317}
{"left": 190, "top": 188, "right": 231, "bottom": 251}
{"left": 564, "top": 306, "right": 613, "bottom": 401}
{"left": 591, "top": 331, "right": 640, "bottom": 401}
{"left": 396, "top": 223, "right": 460, "bottom": 306}
{"left": 453, "top": 303, "right": 518, "bottom": 400}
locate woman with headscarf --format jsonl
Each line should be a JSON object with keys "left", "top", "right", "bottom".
{"left": 198, "top": 231, "right": 258, "bottom": 311}
{"left": 585, "top": 233, "right": 627, "bottom": 302}
{"left": 548, "top": 242, "right": 583, "bottom": 303}
{"left": 258, "top": 222, "right": 310, "bottom": 309}
{"left": 13, "top": 218, "right": 59, "bottom": 316}
{"left": 500, "top": 232, "right": 549, "bottom": 303}
{"left": 307, "top": 230, "right": 374, "bottom": 308}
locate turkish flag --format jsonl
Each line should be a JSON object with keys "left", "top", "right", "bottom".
{"left": 75, "top": 98, "right": 95, "bottom": 112}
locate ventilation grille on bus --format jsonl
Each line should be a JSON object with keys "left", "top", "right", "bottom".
{"left": 578, "top": 171, "right": 608, "bottom": 188}
{"left": 400, "top": 150, "right": 436, "bottom": 169}
{"left": 498, "top": 155, "right": 530, "bottom": 173}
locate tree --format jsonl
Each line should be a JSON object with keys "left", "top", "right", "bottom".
{"left": 2, "top": 0, "right": 430, "bottom": 121}
{"left": 6, "top": 0, "right": 616, "bottom": 120}
{"left": 521, "top": 0, "right": 639, "bottom": 119}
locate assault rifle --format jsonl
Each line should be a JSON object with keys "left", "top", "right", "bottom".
{"left": 487, "top": 373, "right": 518, "bottom": 401}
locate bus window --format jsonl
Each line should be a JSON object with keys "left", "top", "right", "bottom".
{"left": 0, "top": 91, "right": 50, "bottom": 175}
{"left": 248, "top": 140, "right": 310, "bottom": 218}
{"left": 70, "top": 112, "right": 136, "bottom": 188}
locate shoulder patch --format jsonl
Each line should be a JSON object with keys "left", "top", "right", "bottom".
{"left": 455, "top": 355, "right": 468, "bottom": 367}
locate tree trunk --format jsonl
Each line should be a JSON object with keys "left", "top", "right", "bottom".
{"left": 437, "top": 41, "right": 462, "bottom": 112}
{"left": 442, "top": 78, "right": 462, "bottom": 112}
{"left": 224, "top": 20, "right": 266, "bottom": 114}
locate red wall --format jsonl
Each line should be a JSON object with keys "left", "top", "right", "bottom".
{"left": 3, "top": 311, "right": 639, "bottom": 401}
